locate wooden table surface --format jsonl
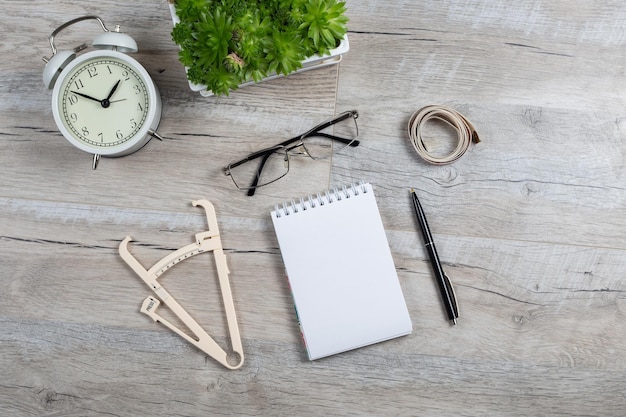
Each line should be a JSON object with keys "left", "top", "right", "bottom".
{"left": 2, "top": 1, "right": 625, "bottom": 416}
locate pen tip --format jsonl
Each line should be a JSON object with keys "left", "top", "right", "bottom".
{"left": 452, "top": 318, "right": 458, "bottom": 325}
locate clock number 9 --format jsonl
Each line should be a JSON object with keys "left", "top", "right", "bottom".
{"left": 70, "top": 113, "right": 78, "bottom": 123}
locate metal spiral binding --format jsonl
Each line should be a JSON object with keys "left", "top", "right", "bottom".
{"left": 274, "top": 181, "right": 368, "bottom": 218}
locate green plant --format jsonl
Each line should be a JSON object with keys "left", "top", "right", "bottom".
{"left": 170, "top": 0, "right": 349, "bottom": 96}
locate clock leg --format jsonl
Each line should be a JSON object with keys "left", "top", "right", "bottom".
{"left": 148, "top": 129, "right": 164, "bottom": 141}
{"left": 92, "top": 154, "right": 101, "bottom": 170}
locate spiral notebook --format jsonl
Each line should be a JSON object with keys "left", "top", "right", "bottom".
{"left": 271, "top": 182, "right": 412, "bottom": 360}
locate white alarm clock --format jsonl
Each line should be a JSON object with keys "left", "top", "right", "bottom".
{"left": 43, "top": 15, "right": 162, "bottom": 169}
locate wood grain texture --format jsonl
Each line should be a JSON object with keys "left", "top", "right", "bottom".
{"left": 1, "top": 0, "right": 626, "bottom": 415}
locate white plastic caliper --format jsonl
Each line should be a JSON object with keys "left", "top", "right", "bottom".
{"left": 119, "top": 200, "right": 244, "bottom": 369}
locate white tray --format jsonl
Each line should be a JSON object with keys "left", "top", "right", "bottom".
{"left": 169, "top": 3, "right": 349, "bottom": 97}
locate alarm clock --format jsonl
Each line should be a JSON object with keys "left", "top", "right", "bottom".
{"left": 43, "top": 15, "right": 162, "bottom": 169}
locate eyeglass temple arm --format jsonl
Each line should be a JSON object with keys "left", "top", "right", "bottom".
{"left": 297, "top": 111, "right": 356, "bottom": 138}
{"left": 301, "top": 111, "right": 355, "bottom": 136}
{"left": 226, "top": 145, "right": 285, "bottom": 171}
{"left": 301, "top": 132, "right": 360, "bottom": 147}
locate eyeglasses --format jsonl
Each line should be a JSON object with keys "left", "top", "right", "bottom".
{"left": 224, "top": 110, "right": 359, "bottom": 196}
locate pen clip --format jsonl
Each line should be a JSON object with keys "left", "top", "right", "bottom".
{"left": 443, "top": 272, "right": 459, "bottom": 324}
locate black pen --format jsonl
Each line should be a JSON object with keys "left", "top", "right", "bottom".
{"left": 410, "top": 189, "right": 459, "bottom": 325}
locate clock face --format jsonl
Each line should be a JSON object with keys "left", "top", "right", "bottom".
{"left": 55, "top": 54, "right": 152, "bottom": 151}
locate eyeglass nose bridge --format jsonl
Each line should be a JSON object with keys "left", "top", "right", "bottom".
{"left": 283, "top": 139, "right": 308, "bottom": 155}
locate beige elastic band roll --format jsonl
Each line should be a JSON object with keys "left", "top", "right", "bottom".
{"left": 408, "top": 105, "right": 480, "bottom": 165}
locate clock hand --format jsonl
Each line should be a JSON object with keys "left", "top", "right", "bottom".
{"left": 71, "top": 91, "right": 101, "bottom": 103}
{"left": 106, "top": 80, "right": 121, "bottom": 100}
{"left": 100, "top": 79, "right": 121, "bottom": 108}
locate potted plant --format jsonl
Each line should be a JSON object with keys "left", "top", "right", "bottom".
{"left": 168, "top": 0, "right": 350, "bottom": 96}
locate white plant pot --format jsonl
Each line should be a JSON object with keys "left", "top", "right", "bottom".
{"left": 169, "top": 4, "right": 350, "bottom": 97}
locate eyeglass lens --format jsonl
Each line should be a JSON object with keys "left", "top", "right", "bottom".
{"left": 228, "top": 148, "right": 290, "bottom": 190}
{"left": 299, "top": 112, "right": 359, "bottom": 160}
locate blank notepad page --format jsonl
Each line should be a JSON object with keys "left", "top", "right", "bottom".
{"left": 271, "top": 183, "right": 412, "bottom": 360}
